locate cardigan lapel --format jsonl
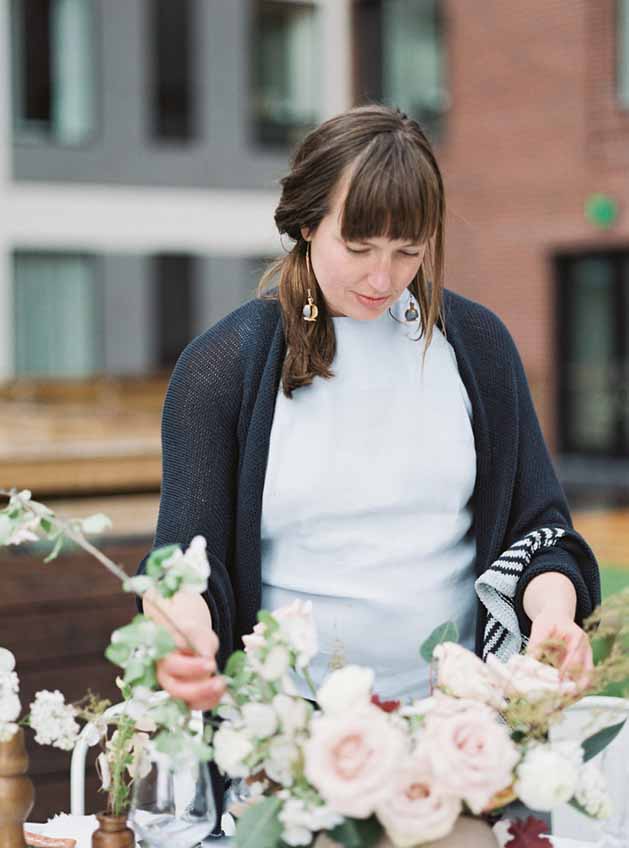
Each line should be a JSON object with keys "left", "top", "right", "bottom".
{"left": 234, "top": 308, "right": 286, "bottom": 639}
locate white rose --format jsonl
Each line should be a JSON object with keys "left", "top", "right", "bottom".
{"left": 273, "top": 600, "right": 319, "bottom": 668}
{"left": 575, "top": 761, "right": 612, "bottom": 819}
{"left": 264, "top": 735, "right": 300, "bottom": 787}
{"left": 375, "top": 748, "right": 462, "bottom": 847}
{"left": 273, "top": 694, "right": 310, "bottom": 735}
{"left": 433, "top": 643, "right": 506, "bottom": 710}
{"left": 279, "top": 799, "right": 343, "bottom": 847}
{"left": 304, "top": 705, "right": 407, "bottom": 818}
{"left": 316, "top": 665, "right": 374, "bottom": 716}
{"left": 0, "top": 649, "right": 16, "bottom": 673}
{"left": 486, "top": 653, "right": 578, "bottom": 703}
{"left": 241, "top": 702, "right": 278, "bottom": 739}
{"left": 515, "top": 743, "right": 581, "bottom": 811}
{"left": 212, "top": 726, "right": 254, "bottom": 778}
{"left": 249, "top": 645, "right": 291, "bottom": 682}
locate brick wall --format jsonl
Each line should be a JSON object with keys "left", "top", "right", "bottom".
{"left": 435, "top": 0, "right": 629, "bottom": 449}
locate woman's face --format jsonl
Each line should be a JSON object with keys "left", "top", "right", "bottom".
{"left": 301, "top": 174, "right": 427, "bottom": 320}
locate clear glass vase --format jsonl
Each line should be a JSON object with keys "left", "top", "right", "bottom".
{"left": 129, "top": 753, "right": 217, "bottom": 848}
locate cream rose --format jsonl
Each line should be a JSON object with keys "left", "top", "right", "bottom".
{"left": 375, "top": 748, "right": 461, "bottom": 847}
{"left": 304, "top": 704, "right": 406, "bottom": 818}
{"left": 316, "top": 665, "right": 374, "bottom": 716}
{"left": 515, "top": 742, "right": 581, "bottom": 811}
{"left": 486, "top": 653, "right": 578, "bottom": 702}
{"left": 212, "top": 725, "right": 254, "bottom": 778}
{"left": 425, "top": 702, "right": 519, "bottom": 814}
{"left": 433, "top": 643, "right": 506, "bottom": 710}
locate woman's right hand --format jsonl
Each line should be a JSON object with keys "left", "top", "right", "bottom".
{"left": 156, "top": 624, "right": 227, "bottom": 711}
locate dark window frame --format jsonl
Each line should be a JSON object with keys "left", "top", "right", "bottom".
{"left": 9, "top": 0, "right": 101, "bottom": 149}
{"left": 555, "top": 247, "right": 629, "bottom": 458}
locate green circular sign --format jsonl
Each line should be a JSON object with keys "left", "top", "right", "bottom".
{"left": 584, "top": 194, "right": 618, "bottom": 229}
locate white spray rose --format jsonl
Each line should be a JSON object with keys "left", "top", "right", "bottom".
{"left": 249, "top": 645, "right": 291, "bottom": 682}
{"left": 241, "top": 702, "right": 278, "bottom": 739}
{"left": 316, "top": 665, "right": 374, "bottom": 716}
{"left": 279, "top": 798, "right": 343, "bottom": 847}
{"left": 273, "top": 693, "right": 310, "bottom": 735}
{"left": 486, "top": 653, "right": 578, "bottom": 702}
{"left": 264, "top": 735, "right": 301, "bottom": 787}
{"left": 213, "top": 726, "right": 254, "bottom": 778}
{"left": 515, "top": 742, "right": 582, "bottom": 811}
{"left": 575, "top": 761, "right": 613, "bottom": 819}
{"left": 273, "top": 600, "right": 319, "bottom": 669}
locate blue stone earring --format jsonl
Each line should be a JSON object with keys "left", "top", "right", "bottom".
{"left": 404, "top": 295, "right": 419, "bottom": 322}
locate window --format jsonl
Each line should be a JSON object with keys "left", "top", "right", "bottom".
{"left": 619, "top": 0, "right": 629, "bottom": 107}
{"left": 354, "top": 0, "right": 448, "bottom": 142}
{"left": 148, "top": 0, "right": 196, "bottom": 141}
{"left": 10, "top": 0, "right": 97, "bottom": 145}
{"left": 13, "top": 252, "right": 102, "bottom": 377}
{"left": 557, "top": 251, "right": 629, "bottom": 457}
{"left": 153, "top": 255, "right": 196, "bottom": 369}
{"left": 251, "top": 1, "right": 320, "bottom": 148}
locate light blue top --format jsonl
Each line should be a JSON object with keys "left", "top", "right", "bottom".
{"left": 260, "top": 288, "right": 477, "bottom": 700}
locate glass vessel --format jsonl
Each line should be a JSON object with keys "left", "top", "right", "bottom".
{"left": 129, "top": 753, "right": 216, "bottom": 848}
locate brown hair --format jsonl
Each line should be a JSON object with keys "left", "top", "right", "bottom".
{"left": 257, "top": 104, "right": 446, "bottom": 397}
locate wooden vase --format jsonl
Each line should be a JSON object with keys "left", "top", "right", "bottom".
{"left": 91, "top": 813, "right": 135, "bottom": 848}
{"left": 314, "top": 816, "right": 499, "bottom": 848}
{"left": 0, "top": 727, "right": 35, "bottom": 848}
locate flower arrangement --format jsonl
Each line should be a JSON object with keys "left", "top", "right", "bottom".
{"left": 205, "top": 600, "right": 628, "bottom": 848}
{"left": 1, "top": 487, "right": 628, "bottom": 847}
{"left": 0, "top": 489, "right": 213, "bottom": 817}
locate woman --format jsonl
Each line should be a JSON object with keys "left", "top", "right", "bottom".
{"left": 140, "top": 104, "right": 600, "bottom": 826}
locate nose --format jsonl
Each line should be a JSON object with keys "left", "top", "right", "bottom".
{"left": 366, "top": 267, "right": 393, "bottom": 294}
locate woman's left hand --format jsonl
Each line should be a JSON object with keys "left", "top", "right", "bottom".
{"left": 526, "top": 609, "right": 594, "bottom": 692}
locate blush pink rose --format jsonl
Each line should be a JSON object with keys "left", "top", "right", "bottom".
{"left": 242, "top": 622, "right": 266, "bottom": 653}
{"left": 375, "top": 748, "right": 462, "bottom": 847}
{"left": 433, "top": 643, "right": 506, "bottom": 710}
{"left": 486, "top": 653, "right": 578, "bottom": 702}
{"left": 304, "top": 705, "right": 407, "bottom": 819}
{"left": 424, "top": 702, "right": 519, "bottom": 814}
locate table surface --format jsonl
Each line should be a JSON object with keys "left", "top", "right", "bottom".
{"left": 26, "top": 817, "right": 597, "bottom": 848}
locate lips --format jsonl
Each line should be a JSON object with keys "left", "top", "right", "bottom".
{"left": 357, "top": 294, "right": 389, "bottom": 302}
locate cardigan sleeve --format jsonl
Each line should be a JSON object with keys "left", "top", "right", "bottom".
{"left": 502, "top": 330, "right": 601, "bottom": 637}
{"left": 135, "top": 323, "right": 240, "bottom": 672}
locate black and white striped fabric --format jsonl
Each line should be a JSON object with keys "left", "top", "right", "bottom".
{"left": 475, "top": 527, "right": 567, "bottom": 661}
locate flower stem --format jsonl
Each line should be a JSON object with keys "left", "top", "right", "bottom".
{"left": 302, "top": 667, "right": 317, "bottom": 699}
{"left": 0, "top": 489, "right": 197, "bottom": 655}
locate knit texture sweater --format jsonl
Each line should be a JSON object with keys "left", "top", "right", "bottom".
{"left": 139, "top": 287, "right": 600, "bottom": 675}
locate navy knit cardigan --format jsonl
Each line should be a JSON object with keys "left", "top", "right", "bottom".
{"left": 139, "top": 288, "right": 600, "bottom": 673}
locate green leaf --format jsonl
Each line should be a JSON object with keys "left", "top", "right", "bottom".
{"left": 225, "top": 651, "right": 247, "bottom": 678}
{"left": 327, "top": 816, "right": 384, "bottom": 848}
{"left": 235, "top": 796, "right": 283, "bottom": 848}
{"left": 582, "top": 719, "right": 627, "bottom": 762}
{"left": 105, "top": 642, "right": 131, "bottom": 667}
{"left": 257, "top": 610, "right": 279, "bottom": 637}
{"left": 568, "top": 796, "right": 595, "bottom": 818}
{"left": 420, "top": 621, "right": 460, "bottom": 663}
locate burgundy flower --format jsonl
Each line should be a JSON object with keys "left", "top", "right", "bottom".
{"left": 505, "top": 816, "right": 552, "bottom": 847}
{"left": 371, "top": 694, "right": 401, "bottom": 713}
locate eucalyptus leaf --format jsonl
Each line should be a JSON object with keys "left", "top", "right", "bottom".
{"left": 569, "top": 796, "right": 594, "bottom": 818}
{"left": 327, "top": 816, "right": 383, "bottom": 848}
{"left": 582, "top": 719, "right": 627, "bottom": 762}
{"left": 235, "top": 796, "right": 283, "bottom": 848}
{"left": 43, "top": 534, "right": 65, "bottom": 563}
{"left": 146, "top": 544, "right": 180, "bottom": 576}
{"left": 225, "top": 651, "right": 247, "bottom": 678}
{"left": 420, "top": 621, "right": 460, "bottom": 663}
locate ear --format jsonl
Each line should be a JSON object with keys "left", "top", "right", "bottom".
{"left": 300, "top": 226, "right": 312, "bottom": 242}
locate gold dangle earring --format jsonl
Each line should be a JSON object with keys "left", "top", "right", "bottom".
{"left": 302, "top": 243, "right": 318, "bottom": 323}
